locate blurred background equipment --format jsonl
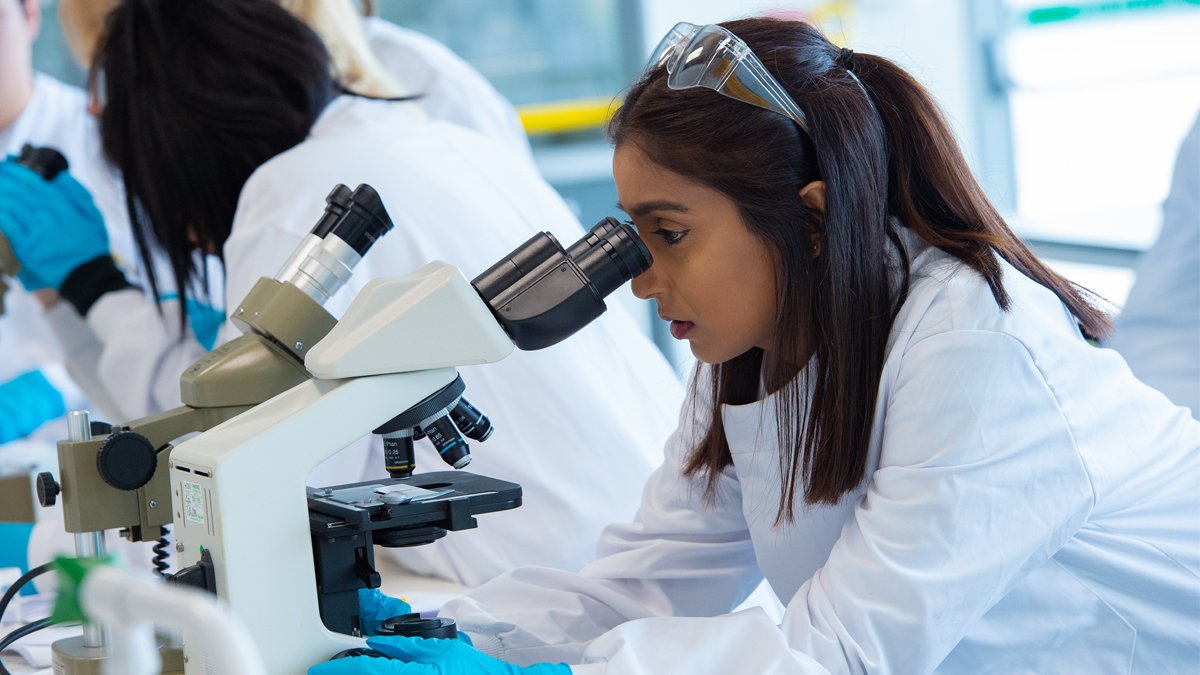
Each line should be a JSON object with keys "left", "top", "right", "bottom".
{"left": 29, "top": 0, "right": 1200, "bottom": 375}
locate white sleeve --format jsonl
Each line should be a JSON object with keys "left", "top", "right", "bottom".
{"left": 81, "top": 289, "right": 209, "bottom": 421}
{"left": 442, "top": 387, "right": 765, "bottom": 666}
{"left": 42, "top": 289, "right": 209, "bottom": 422}
{"left": 454, "top": 331, "right": 1095, "bottom": 674}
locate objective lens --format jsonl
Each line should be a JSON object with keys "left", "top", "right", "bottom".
{"left": 422, "top": 416, "right": 471, "bottom": 469}
{"left": 449, "top": 397, "right": 492, "bottom": 442}
{"left": 571, "top": 219, "right": 652, "bottom": 298}
{"left": 381, "top": 433, "right": 416, "bottom": 478}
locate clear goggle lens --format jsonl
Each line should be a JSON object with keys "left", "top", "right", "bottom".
{"left": 646, "top": 22, "right": 810, "bottom": 134}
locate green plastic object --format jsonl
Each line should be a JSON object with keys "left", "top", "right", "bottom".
{"left": 51, "top": 555, "right": 115, "bottom": 624}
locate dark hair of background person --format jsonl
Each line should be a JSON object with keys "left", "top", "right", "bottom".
{"left": 609, "top": 17, "right": 1111, "bottom": 521}
{"left": 94, "top": 0, "right": 335, "bottom": 328}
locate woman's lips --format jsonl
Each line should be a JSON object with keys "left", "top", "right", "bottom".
{"left": 669, "top": 320, "right": 694, "bottom": 339}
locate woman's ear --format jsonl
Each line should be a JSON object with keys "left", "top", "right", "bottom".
{"left": 798, "top": 181, "right": 826, "bottom": 213}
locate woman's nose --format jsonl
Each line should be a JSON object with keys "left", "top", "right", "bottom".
{"left": 630, "top": 265, "right": 659, "bottom": 300}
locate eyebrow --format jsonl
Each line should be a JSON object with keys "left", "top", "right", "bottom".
{"left": 614, "top": 200, "right": 690, "bottom": 218}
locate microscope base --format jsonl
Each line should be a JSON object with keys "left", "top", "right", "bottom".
{"left": 51, "top": 635, "right": 184, "bottom": 675}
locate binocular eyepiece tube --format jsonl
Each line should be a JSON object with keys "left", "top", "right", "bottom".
{"left": 276, "top": 184, "right": 394, "bottom": 306}
{"left": 472, "top": 217, "right": 651, "bottom": 351}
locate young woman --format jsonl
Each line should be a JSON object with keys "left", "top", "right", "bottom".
{"left": 0, "top": 0, "right": 682, "bottom": 586}
{"left": 312, "top": 17, "right": 1200, "bottom": 675}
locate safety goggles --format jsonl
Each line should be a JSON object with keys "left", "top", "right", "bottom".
{"left": 646, "top": 22, "right": 810, "bottom": 135}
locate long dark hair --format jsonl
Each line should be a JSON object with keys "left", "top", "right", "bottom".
{"left": 95, "top": 0, "right": 335, "bottom": 325}
{"left": 610, "top": 18, "right": 1111, "bottom": 519}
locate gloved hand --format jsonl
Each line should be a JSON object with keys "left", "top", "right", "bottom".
{"left": 0, "top": 369, "right": 67, "bottom": 444}
{"left": 0, "top": 157, "right": 110, "bottom": 291}
{"left": 358, "top": 588, "right": 413, "bottom": 637}
{"left": 308, "top": 635, "right": 570, "bottom": 675}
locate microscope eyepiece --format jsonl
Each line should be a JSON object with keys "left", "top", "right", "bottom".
{"left": 571, "top": 217, "right": 651, "bottom": 299}
{"left": 277, "top": 183, "right": 395, "bottom": 306}
{"left": 472, "top": 218, "right": 652, "bottom": 350}
{"left": 311, "top": 184, "right": 355, "bottom": 238}
{"left": 331, "top": 184, "right": 393, "bottom": 257}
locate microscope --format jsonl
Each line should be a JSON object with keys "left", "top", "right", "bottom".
{"left": 30, "top": 169, "right": 648, "bottom": 674}
{"left": 166, "top": 206, "right": 648, "bottom": 675}
{"left": 31, "top": 180, "right": 397, "bottom": 674}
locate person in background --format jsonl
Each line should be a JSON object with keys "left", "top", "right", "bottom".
{"left": 310, "top": 18, "right": 1199, "bottom": 674}
{"left": 2, "top": 0, "right": 681, "bottom": 587}
{"left": 0, "top": 0, "right": 130, "bottom": 444}
{"left": 60, "top": 0, "right": 533, "bottom": 162}
{"left": 0, "top": 0, "right": 139, "bottom": 581}
{"left": 1106, "top": 112, "right": 1199, "bottom": 418}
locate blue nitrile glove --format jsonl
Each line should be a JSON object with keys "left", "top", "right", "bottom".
{"left": 0, "top": 369, "right": 66, "bottom": 443}
{"left": 0, "top": 157, "right": 110, "bottom": 291}
{"left": 158, "top": 293, "right": 226, "bottom": 350}
{"left": 358, "top": 587, "right": 413, "bottom": 637}
{"left": 307, "top": 635, "right": 570, "bottom": 675}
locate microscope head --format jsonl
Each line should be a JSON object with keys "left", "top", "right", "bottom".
{"left": 306, "top": 217, "right": 651, "bottom": 378}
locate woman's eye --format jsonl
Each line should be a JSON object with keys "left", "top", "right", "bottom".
{"left": 653, "top": 228, "right": 688, "bottom": 245}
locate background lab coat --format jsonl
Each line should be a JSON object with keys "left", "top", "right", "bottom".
{"left": 364, "top": 16, "right": 533, "bottom": 164}
{"left": 0, "top": 73, "right": 132, "bottom": 428}
{"left": 41, "top": 96, "right": 683, "bottom": 585}
{"left": 1107, "top": 112, "right": 1200, "bottom": 418}
{"left": 443, "top": 229, "right": 1200, "bottom": 673}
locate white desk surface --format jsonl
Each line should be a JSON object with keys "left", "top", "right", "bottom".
{"left": 0, "top": 547, "right": 470, "bottom": 674}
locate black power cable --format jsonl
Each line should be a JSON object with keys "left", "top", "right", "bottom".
{"left": 0, "top": 617, "right": 56, "bottom": 675}
{"left": 0, "top": 563, "right": 56, "bottom": 675}
{"left": 0, "top": 563, "right": 52, "bottom": 626}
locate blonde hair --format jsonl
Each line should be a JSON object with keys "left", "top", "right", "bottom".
{"left": 60, "top": 0, "right": 401, "bottom": 99}
{"left": 58, "top": 0, "right": 114, "bottom": 69}
{"left": 276, "top": 0, "right": 401, "bottom": 98}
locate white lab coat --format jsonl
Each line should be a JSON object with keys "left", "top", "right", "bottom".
{"left": 0, "top": 73, "right": 131, "bottom": 433}
{"left": 443, "top": 229, "right": 1200, "bottom": 673}
{"left": 362, "top": 17, "right": 533, "bottom": 163}
{"left": 1107, "top": 113, "right": 1200, "bottom": 418}
{"left": 44, "top": 96, "right": 683, "bottom": 585}
{"left": 3, "top": 74, "right": 158, "bottom": 583}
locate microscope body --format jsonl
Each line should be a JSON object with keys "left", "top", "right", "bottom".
{"left": 31, "top": 161, "right": 648, "bottom": 675}
{"left": 50, "top": 276, "right": 332, "bottom": 541}
{"left": 168, "top": 262, "right": 515, "bottom": 675}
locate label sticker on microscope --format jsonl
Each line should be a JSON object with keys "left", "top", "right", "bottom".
{"left": 182, "top": 481, "right": 206, "bottom": 524}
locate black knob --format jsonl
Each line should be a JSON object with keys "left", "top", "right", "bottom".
{"left": 17, "top": 144, "right": 68, "bottom": 181}
{"left": 36, "top": 472, "right": 60, "bottom": 507}
{"left": 96, "top": 430, "right": 158, "bottom": 491}
{"left": 90, "top": 420, "right": 113, "bottom": 436}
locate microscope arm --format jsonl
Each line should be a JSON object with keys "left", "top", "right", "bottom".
{"left": 42, "top": 183, "right": 390, "bottom": 547}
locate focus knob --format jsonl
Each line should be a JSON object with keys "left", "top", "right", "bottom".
{"left": 36, "top": 472, "right": 60, "bottom": 507}
{"left": 96, "top": 430, "right": 158, "bottom": 491}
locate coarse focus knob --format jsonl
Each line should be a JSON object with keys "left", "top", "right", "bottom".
{"left": 96, "top": 430, "right": 158, "bottom": 491}
{"left": 36, "top": 472, "right": 60, "bottom": 507}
